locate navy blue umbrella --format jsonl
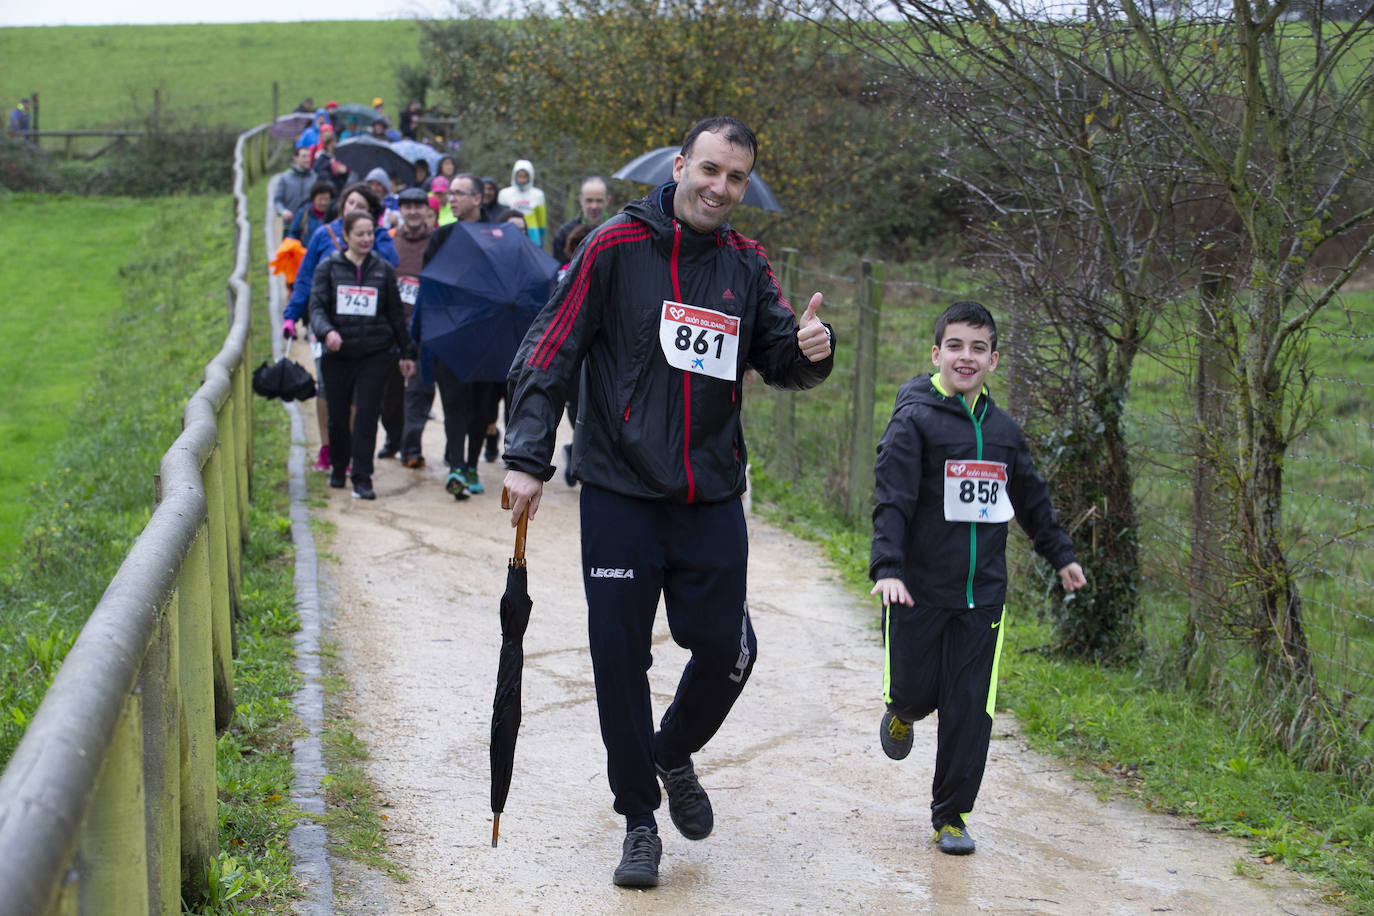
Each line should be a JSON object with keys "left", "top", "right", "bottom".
{"left": 417, "top": 222, "right": 560, "bottom": 382}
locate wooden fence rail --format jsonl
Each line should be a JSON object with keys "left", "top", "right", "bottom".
{"left": 0, "top": 124, "right": 271, "bottom": 914}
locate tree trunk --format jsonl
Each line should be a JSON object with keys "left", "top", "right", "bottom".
{"left": 1185, "top": 276, "right": 1236, "bottom": 690}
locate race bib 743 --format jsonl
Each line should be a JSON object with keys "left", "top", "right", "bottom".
{"left": 943, "top": 460, "right": 1014, "bottom": 523}
{"left": 337, "top": 285, "right": 378, "bottom": 317}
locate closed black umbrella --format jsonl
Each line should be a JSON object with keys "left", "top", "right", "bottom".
{"left": 251, "top": 357, "right": 317, "bottom": 401}
{"left": 612, "top": 145, "right": 783, "bottom": 212}
{"left": 491, "top": 488, "right": 532, "bottom": 846}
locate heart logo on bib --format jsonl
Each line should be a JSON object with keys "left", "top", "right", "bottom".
{"left": 670, "top": 306, "right": 686, "bottom": 320}
{"left": 950, "top": 463, "right": 966, "bottom": 475}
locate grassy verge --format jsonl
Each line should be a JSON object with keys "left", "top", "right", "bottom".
{"left": 0, "top": 193, "right": 239, "bottom": 762}
{"left": 194, "top": 180, "right": 301, "bottom": 914}
{"left": 750, "top": 484, "right": 1374, "bottom": 913}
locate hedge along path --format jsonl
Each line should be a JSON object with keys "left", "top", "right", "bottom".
{"left": 294, "top": 384, "right": 1337, "bottom": 914}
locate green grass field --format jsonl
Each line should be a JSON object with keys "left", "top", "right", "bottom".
{"left": 0, "top": 21, "right": 422, "bottom": 131}
{"left": 0, "top": 196, "right": 175, "bottom": 560}
{"left": 0, "top": 191, "right": 233, "bottom": 763}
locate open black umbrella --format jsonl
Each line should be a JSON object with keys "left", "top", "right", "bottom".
{"left": 612, "top": 145, "right": 783, "bottom": 212}
{"left": 416, "top": 222, "right": 560, "bottom": 382}
{"left": 267, "top": 112, "right": 313, "bottom": 141}
{"left": 331, "top": 103, "right": 385, "bottom": 128}
{"left": 491, "top": 488, "right": 532, "bottom": 846}
{"left": 333, "top": 136, "right": 412, "bottom": 181}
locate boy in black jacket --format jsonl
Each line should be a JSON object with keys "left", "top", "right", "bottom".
{"left": 869, "top": 301, "right": 1086, "bottom": 855}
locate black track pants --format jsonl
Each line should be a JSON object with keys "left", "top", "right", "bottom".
{"left": 580, "top": 485, "right": 756, "bottom": 820}
{"left": 379, "top": 356, "right": 404, "bottom": 451}
{"left": 882, "top": 602, "right": 1006, "bottom": 831}
{"left": 320, "top": 349, "right": 392, "bottom": 482}
{"left": 433, "top": 359, "right": 488, "bottom": 470}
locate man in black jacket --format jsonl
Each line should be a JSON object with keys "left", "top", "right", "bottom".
{"left": 503, "top": 116, "right": 835, "bottom": 889}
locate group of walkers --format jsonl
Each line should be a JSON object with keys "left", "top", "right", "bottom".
{"left": 274, "top": 100, "right": 600, "bottom": 502}
{"left": 278, "top": 108, "right": 1089, "bottom": 889}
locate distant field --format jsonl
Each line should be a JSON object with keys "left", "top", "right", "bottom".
{"left": 0, "top": 21, "right": 423, "bottom": 131}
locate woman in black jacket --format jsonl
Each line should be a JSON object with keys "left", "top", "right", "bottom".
{"left": 308, "top": 210, "right": 417, "bottom": 499}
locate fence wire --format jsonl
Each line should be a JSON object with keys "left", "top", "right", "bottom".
{"left": 741, "top": 251, "right": 1374, "bottom": 746}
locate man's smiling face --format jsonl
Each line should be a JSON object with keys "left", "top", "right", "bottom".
{"left": 672, "top": 129, "right": 752, "bottom": 233}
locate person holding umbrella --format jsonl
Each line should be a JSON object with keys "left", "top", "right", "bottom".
{"left": 307, "top": 210, "right": 417, "bottom": 500}
{"left": 502, "top": 116, "right": 836, "bottom": 888}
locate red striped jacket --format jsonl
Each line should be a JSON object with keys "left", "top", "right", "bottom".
{"left": 504, "top": 183, "right": 834, "bottom": 503}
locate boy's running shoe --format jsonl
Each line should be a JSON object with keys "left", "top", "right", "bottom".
{"left": 465, "top": 467, "right": 485, "bottom": 495}
{"left": 352, "top": 478, "right": 376, "bottom": 500}
{"left": 445, "top": 469, "right": 470, "bottom": 500}
{"left": 484, "top": 431, "right": 500, "bottom": 463}
{"left": 328, "top": 472, "right": 346, "bottom": 489}
{"left": 403, "top": 455, "right": 425, "bottom": 469}
{"left": 880, "top": 710, "right": 913, "bottom": 760}
{"left": 611, "top": 826, "right": 661, "bottom": 888}
{"left": 655, "top": 759, "right": 713, "bottom": 840}
{"left": 933, "top": 823, "right": 975, "bottom": 855}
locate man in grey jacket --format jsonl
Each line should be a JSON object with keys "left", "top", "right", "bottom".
{"left": 274, "top": 145, "right": 315, "bottom": 236}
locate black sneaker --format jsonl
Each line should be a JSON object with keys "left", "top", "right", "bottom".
{"left": 352, "top": 479, "right": 376, "bottom": 500}
{"left": 445, "top": 468, "right": 469, "bottom": 500}
{"left": 377, "top": 444, "right": 398, "bottom": 459}
{"left": 328, "top": 473, "right": 347, "bottom": 489}
{"left": 933, "top": 823, "right": 975, "bottom": 855}
{"left": 612, "top": 826, "right": 661, "bottom": 888}
{"left": 484, "top": 431, "right": 500, "bottom": 463}
{"left": 656, "top": 759, "right": 713, "bottom": 840}
{"left": 880, "top": 710, "right": 913, "bottom": 760}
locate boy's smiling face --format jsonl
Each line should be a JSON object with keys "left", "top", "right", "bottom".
{"left": 933, "top": 320, "right": 999, "bottom": 399}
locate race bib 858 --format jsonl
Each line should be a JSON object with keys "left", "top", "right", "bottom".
{"left": 943, "top": 460, "right": 1014, "bottom": 523}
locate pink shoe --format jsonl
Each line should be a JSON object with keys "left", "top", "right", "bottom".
{"left": 312, "top": 444, "right": 330, "bottom": 472}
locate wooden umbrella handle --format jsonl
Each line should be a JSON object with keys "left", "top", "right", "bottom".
{"left": 500, "top": 487, "right": 528, "bottom": 564}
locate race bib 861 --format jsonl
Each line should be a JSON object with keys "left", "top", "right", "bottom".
{"left": 658, "top": 300, "right": 740, "bottom": 382}
{"left": 943, "top": 460, "right": 1014, "bottom": 523}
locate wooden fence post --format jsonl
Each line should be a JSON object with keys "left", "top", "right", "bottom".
{"left": 74, "top": 698, "right": 149, "bottom": 914}
{"left": 140, "top": 596, "right": 181, "bottom": 913}
{"left": 846, "top": 259, "right": 883, "bottom": 520}
{"left": 176, "top": 528, "right": 218, "bottom": 906}
{"left": 774, "top": 248, "right": 799, "bottom": 478}
{"left": 202, "top": 445, "right": 237, "bottom": 731}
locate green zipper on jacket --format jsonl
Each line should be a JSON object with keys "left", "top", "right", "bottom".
{"left": 933, "top": 376, "right": 988, "bottom": 608}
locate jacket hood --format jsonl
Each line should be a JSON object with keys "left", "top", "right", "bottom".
{"left": 899, "top": 372, "right": 993, "bottom": 416}
{"left": 509, "top": 159, "right": 535, "bottom": 187}
{"left": 621, "top": 182, "right": 733, "bottom": 255}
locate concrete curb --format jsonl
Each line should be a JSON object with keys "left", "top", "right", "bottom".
{"left": 264, "top": 180, "right": 334, "bottom": 915}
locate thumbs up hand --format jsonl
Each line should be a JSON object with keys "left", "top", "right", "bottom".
{"left": 796, "top": 292, "right": 831, "bottom": 362}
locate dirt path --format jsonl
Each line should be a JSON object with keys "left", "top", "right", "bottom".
{"left": 299, "top": 383, "right": 1336, "bottom": 914}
